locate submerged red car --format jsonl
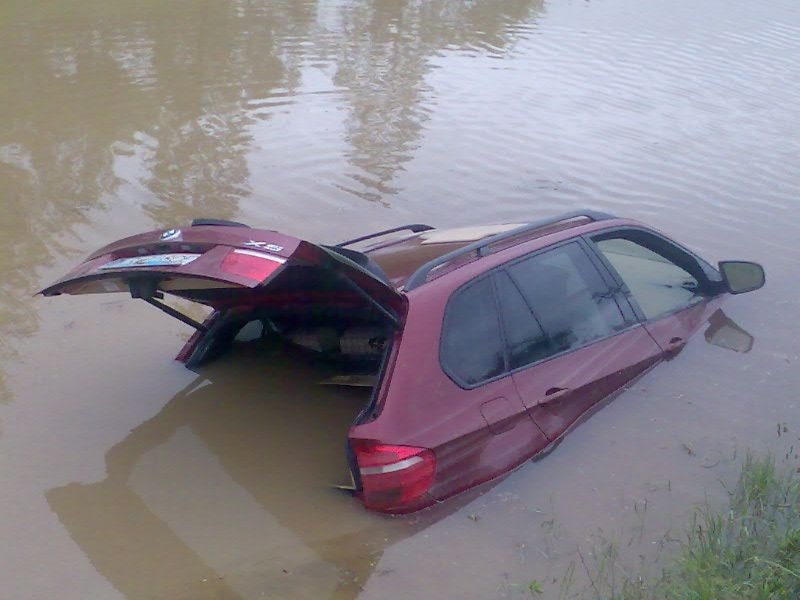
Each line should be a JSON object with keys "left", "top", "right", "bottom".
{"left": 41, "top": 210, "right": 764, "bottom": 513}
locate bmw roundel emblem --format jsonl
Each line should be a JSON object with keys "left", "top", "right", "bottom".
{"left": 160, "top": 229, "right": 181, "bottom": 241}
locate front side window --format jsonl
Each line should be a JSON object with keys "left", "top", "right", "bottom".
{"left": 440, "top": 277, "right": 505, "bottom": 385}
{"left": 593, "top": 236, "right": 702, "bottom": 320}
{"left": 506, "top": 242, "right": 626, "bottom": 359}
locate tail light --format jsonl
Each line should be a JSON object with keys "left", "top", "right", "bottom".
{"left": 352, "top": 441, "right": 436, "bottom": 511}
{"left": 221, "top": 249, "right": 285, "bottom": 282}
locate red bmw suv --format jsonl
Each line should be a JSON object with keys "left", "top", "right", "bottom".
{"left": 42, "top": 210, "right": 764, "bottom": 513}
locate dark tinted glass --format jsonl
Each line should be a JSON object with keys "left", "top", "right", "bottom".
{"left": 495, "top": 271, "right": 551, "bottom": 369}
{"left": 508, "top": 242, "right": 625, "bottom": 356}
{"left": 441, "top": 277, "right": 505, "bottom": 385}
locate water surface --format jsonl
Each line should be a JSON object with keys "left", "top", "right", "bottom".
{"left": 1, "top": 0, "right": 799, "bottom": 598}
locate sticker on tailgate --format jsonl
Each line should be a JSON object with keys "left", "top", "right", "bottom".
{"left": 98, "top": 253, "right": 201, "bottom": 269}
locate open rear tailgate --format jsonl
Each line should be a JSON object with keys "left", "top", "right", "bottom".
{"left": 40, "top": 224, "right": 406, "bottom": 323}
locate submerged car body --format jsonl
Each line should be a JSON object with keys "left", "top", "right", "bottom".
{"left": 42, "top": 210, "right": 765, "bottom": 513}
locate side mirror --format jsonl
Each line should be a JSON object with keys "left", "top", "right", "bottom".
{"left": 718, "top": 261, "right": 765, "bottom": 294}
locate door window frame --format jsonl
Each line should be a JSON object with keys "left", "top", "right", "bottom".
{"left": 581, "top": 226, "right": 723, "bottom": 323}
{"left": 438, "top": 271, "right": 509, "bottom": 388}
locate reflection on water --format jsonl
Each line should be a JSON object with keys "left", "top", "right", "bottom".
{"left": 705, "top": 309, "right": 754, "bottom": 354}
{"left": 46, "top": 342, "right": 449, "bottom": 598}
{"left": 328, "top": 0, "right": 542, "bottom": 201}
{"left": 141, "top": 1, "right": 316, "bottom": 226}
{"left": 0, "top": 0, "right": 314, "bottom": 354}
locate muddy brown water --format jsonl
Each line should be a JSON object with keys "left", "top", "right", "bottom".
{"left": 1, "top": 0, "right": 799, "bottom": 598}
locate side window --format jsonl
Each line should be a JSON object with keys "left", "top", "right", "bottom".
{"left": 507, "top": 242, "right": 626, "bottom": 357}
{"left": 440, "top": 277, "right": 506, "bottom": 385}
{"left": 495, "top": 271, "right": 550, "bottom": 369}
{"left": 593, "top": 236, "right": 702, "bottom": 320}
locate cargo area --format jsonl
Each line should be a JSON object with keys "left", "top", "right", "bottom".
{"left": 179, "top": 289, "right": 396, "bottom": 490}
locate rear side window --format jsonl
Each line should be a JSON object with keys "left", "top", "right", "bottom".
{"left": 507, "top": 242, "right": 626, "bottom": 358}
{"left": 440, "top": 277, "right": 505, "bottom": 385}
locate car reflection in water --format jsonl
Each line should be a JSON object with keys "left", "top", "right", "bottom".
{"left": 46, "top": 309, "right": 754, "bottom": 598}
{"left": 704, "top": 309, "right": 755, "bottom": 354}
{"left": 46, "top": 339, "right": 463, "bottom": 599}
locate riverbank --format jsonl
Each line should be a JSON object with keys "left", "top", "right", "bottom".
{"left": 576, "top": 454, "right": 800, "bottom": 599}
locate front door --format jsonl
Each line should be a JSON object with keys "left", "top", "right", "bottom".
{"left": 587, "top": 231, "right": 722, "bottom": 355}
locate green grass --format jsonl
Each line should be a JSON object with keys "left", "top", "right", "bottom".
{"left": 579, "top": 454, "right": 800, "bottom": 600}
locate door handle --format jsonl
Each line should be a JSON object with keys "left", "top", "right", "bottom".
{"left": 665, "top": 336, "right": 685, "bottom": 352}
{"left": 541, "top": 387, "right": 570, "bottom": 404}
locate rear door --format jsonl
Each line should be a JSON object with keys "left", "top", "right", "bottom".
{"left": 432, "top": 274, "right": 550, "bottom": 498}
{"left": 40, "top": 223, "right": 405, "bottom": 320}
{"left": 500, "top": 241, "right": 663, "bottom": 442}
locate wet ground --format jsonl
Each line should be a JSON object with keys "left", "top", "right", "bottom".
{"left": 1, "top": 0, "right": 799, "bottom": 598}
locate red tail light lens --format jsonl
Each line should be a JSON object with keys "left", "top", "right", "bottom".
{"left": 220, "top": 249, "right": 285, "bottom": 282}
{"left": 353, "top": 441, "right": 436, "bottom": 511}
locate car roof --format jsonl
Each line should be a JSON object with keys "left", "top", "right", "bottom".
{"left": 358, "top": 210, "right": 621, "bottom": 290}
